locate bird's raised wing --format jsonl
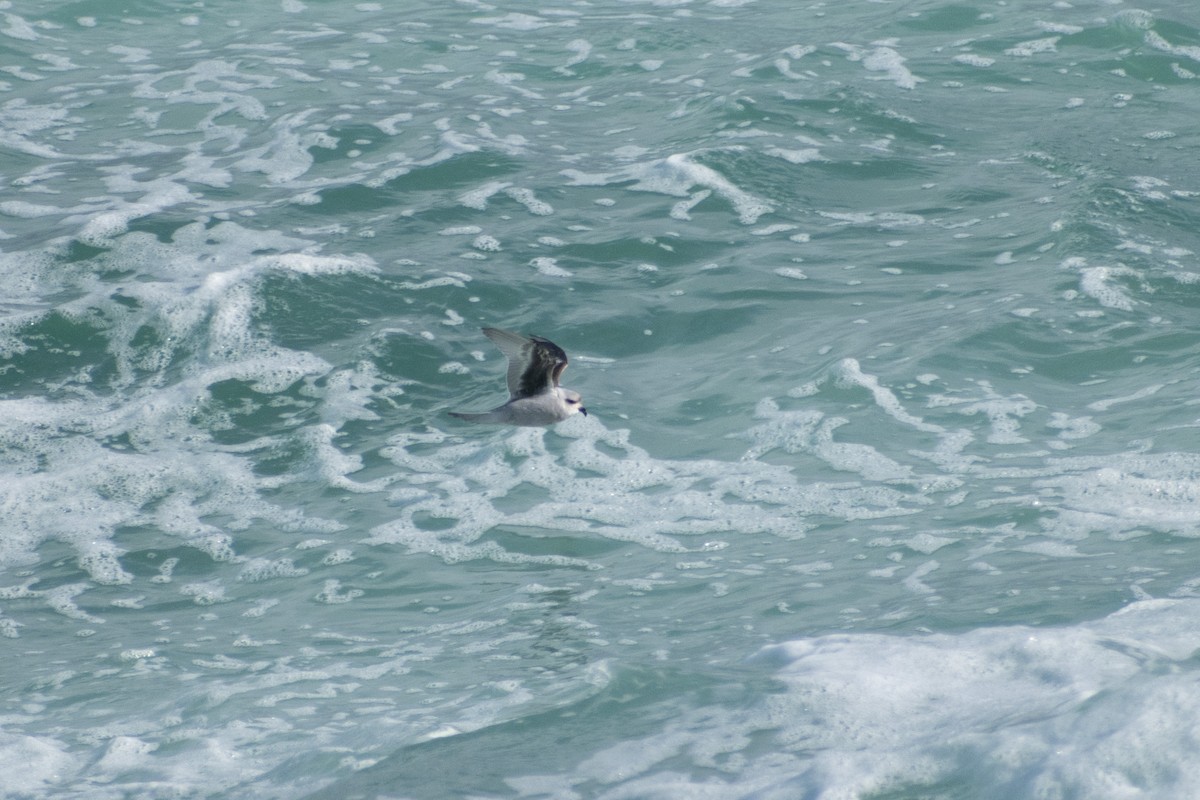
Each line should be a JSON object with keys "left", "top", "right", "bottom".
{"left": 482, "top": 327, "right": 569, "bottom": 399}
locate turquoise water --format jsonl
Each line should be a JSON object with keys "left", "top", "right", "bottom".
{"left": 5, "top": 1, "right": 1200, "bottom": 797}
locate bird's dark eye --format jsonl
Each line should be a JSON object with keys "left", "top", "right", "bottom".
{"left": 566, "top": 398, "right": 577, "bottom": 404}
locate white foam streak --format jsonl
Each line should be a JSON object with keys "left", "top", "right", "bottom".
{"left": 130, "top": 59, "right": 271, "bottom": 121}
{"left": 1034, "top": 455, "right": 1200, "bottom": 540}
{"left": 369, "top": 418, "right": 938, "bottom": 566}
{"left": 833, "top": 43, "right": 924, "bottom": 89}
{"left": 1079, "top": 266, "right": 1136, "bottom": 310}
{"left": 470, "top": 12, "right": 576, "bottom": 31}
{"left": 77, "top": 180, "right": 196, "bottom": 246}
{"left": 741, "top": 600, "right": 1200, "bottom": 795}
{"left": 836, "top": 359, "right": 945, "bottom": 435}
{"left": 459, "top": 180, "right": 512, "bottom": 210}
{"left": 745, "top": 399, "right": 925, "bottom": 486}
{"left": 300, "top": 424, "right": 395, "bottom": 493}
{"left": 1087, "top": 383, "right": 1163, "bottom": 413}
{"left": 1, "top": 11, "right": 40, "bottom": 41}
{"left": 1145, "top": 29, "right": 1200, "bottom": 63}
{"left": 0, "top": 734, "right": 75, "bottom": 796}
{"left": 1005, "top": 37, "right": 1060, "bottom": 57}
{"left": 562, "top": 152, "right": 772, "bottom": 224}
{"left": 234, "top": 111, "right": 321, "bottom": 184}
{"left": 0, "top": 220, "right": 371, "bottom": 600}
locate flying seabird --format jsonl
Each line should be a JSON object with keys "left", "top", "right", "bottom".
{"left": 449, "top": 327, "right": 587, "bottom": 426}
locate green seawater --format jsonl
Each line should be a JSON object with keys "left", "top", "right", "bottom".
{"left": 3, "top": 1, "right": 1200, "bottom": 797}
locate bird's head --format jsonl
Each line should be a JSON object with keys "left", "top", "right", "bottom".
{"left": 562, "top": 389, "right": 587, "bottom": 417}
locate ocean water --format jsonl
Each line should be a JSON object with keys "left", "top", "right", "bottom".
{"left": 4, "top": 0, "right": 1200, "bottom": 797}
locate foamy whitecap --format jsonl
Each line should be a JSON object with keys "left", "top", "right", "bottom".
{"left": 742, "top": 400, "right": 916, "bottom": 482}
{"left": 1143, "top": 26, "right": 1200, "bottom": 62}
{"left": 1005, "top": 37, "right": 1060, "bottom": 57}
{"left": 1076, "top": 265, "right": 1136, "bottom": 310}
{"left": 238, "top": 557, "right": 309, "bottom": 583}
{"left": 488, "top": 600, "right": 1200, "bottom": 797}
{"left": 729, "top": 600, "right": 1200, "bottom": 795}
{"left": 530, "top": 256, "right": 572, "bottom": 277}
{"left": 472, "top": 234, "right": 501, "bottom": 251}
{"left": 833, "top": 43, "right": 924, "bottom": 89}
{"left": 44, "top": 583, "right": 105, "bottom": 623}
{"left": 504, "top": 186, "right": 554, "bottom": 215}
{"left": 821, "top": 210, "right": 927, "bottom": 228}
{"left": 558, "top": 38, "right": 591, "bottom": 73}
{"left": 181, "top": 580, "right": 227, "bottom": 605}
{"left": 1031, "top": 454, "right": 1200, "bottom": 541}
{"left": 313, "top": 579, "right": 364, "bottom": 604}
{"left": 0, "top": 220, "right": 361, "bottom": 602}
{"left": 764, "top": 146, "right": 824, "bottom": 164}
{"left": 0, "top": 199, "right": 63, "bottom": 218}
{"left": 562, "top": 152, "right": 772, "bottom": 225}
{"left": 1046, "top": 412, "right": 1100, "bottom": 440}
{"left": 458, "top": 180, "right": 513, "bottom": 211}
{"left": 1086, "top": 383, "right": 1163, "bottom": 413}
{"left": 774, "top": 267, "right": 808, "bottom": 280}
{"left": 953, "top": 53, "right": 995, "bottom": 68}
{"left": 669, "top": 189, "right": 711, "bottom": 221}
{"left": 470, "top": 12, "right": 575, "bottom": 31}
{"left": 76, "top": 182, "right": 195, "bottom": 246}
{"left": 368, "top": 412, "right": 948, "bottom": 568}
{"left": 0, "top": 734, "right": 74, "bottom": 795}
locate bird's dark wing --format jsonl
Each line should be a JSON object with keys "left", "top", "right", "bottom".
{"left": 526, "top": 335, "right": 569, "bottom": 394}
{"left": 482, "top": 327, "right": 569, "bottom": 399}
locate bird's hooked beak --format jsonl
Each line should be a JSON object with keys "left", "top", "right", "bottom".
{"left": 580, "top": 407, "right": 588, "bottom": 417}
